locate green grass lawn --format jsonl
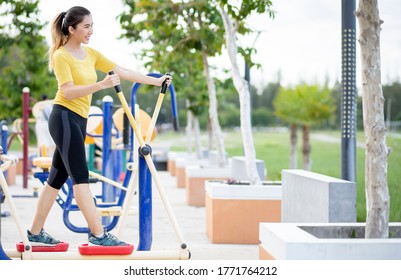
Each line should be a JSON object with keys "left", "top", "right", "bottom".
{"left": 159, "top": 129, "right": 401, "bottom": 223}
{"left": 7, "top": 128, "right": 400, "bottom": 222}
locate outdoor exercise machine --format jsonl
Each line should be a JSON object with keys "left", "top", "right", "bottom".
{"left": 3, "top": 89, "right": 55, "bottom": 193}
{"left": 0, "top": 72, "right": 190, "bottom": 260}
{"left": 32, "top": 73, "right": 178, "bottom": 235}
{"left": 4, "top": 87, "right": 35, "bottom": 189}
{"left": 34, "top": 98, "right": 131, "bottom": 234}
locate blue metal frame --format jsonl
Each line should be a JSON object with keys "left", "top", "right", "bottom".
{"left": 131, "top": 73, "right": 179, "bottom": 131}
{"left": 1, "top": 123, "right": 8, "bottom": 181}
{"left": 137, "top": 152, "right": 152, "bottom": 251}
{"left": 0, "top": 145, "right": 11, "bottom": 260}
{"left": 101, "top": 97, "right": 115, "bottom": 225}
{"left": 131, "top": 73, "right": 177, "bottom": 250}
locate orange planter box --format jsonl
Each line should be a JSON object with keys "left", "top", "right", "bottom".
{"left": 167, "top": 151, "right": 189, "bottom": 176}
{"left": 175, "top": 164, "right": 186, "bottom": 188}
{"left": 205, "top": 181, "right": 282, "bottom": 244}
{"left": 259, "top": 244, "right": 276, "bottom": 260}
{"left": 6, "top": 164, "right": 17, "bottom": 186}
{"left": 175, "top": 157, "right": 206, "bottom": 189}
{"left": 185, "top": 165, "right": 231, "bottom": 207}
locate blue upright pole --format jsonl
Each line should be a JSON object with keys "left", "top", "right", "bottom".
{"left": 0, "top": 146, "right": 11, "bottom": 260}
{"left": 1, "top": 123, "right": 8, "bottom": 180}
{"left": 137, "top": 149, "right": 152, "bottom": 251}
{"left": 128, "top": 73, "right": 177, "bottom": 250}
{"left": 101, "top": 96, "right": 115, "bottom": 225}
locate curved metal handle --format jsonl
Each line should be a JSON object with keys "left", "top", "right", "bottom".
{"left": 161, "top": 72, "right": 171, "bottom": 94}
{"left": 108, "top": 71, "right": 122, "bottom": 93}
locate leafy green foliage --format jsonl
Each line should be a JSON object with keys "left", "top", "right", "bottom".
{"left": 119, "top": 0, "right": 229, "bottom": 117}
{"left": 273, "top": 83, "right": 336, "bottom": 127}
{"left": 0, "top": 0, "right": 56, "bottom": 121}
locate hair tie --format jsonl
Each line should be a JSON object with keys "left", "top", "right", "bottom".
{"left": 61, "top": 12, "right": 68, "bottom": 35}
{"left": 61, "top": 12, "right": 67, "bottom": 25}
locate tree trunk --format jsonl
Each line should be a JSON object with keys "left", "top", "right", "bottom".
{"left": 290, "top": 124, "right": 297, "bottom": 169}
{"left": 356, "top": 0, "right": 389, "bottom": 238}
{"left": 185, "top": 100, "right": 202, "bottom": 159}
{"left": 219, "top": 7, "right": 262, "bottom": 185}
{"left": 207, "top": 118, "right": 213, "bottom": 152}
{"left": 185, "top": 99, "right": 194, "bottom": 155}
{"left": 302, "top": 125, "right": 311, "bottom": 171}
{"left": 202, "top": 49, "right": 227, "bottom": 167}
{"left": 193, "top": 114, "right": 202, "bottom": 159}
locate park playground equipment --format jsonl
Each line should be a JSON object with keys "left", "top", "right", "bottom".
{"left": 32, "top": 99, "right": 157, "bottom": 235}
{"left": 2, "top": 89, "right": 56, "bottom": 193}
{"left": 0, "top": 73, "right": 190, "bottom": 260}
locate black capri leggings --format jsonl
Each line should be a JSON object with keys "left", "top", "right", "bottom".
{"left": 47, "top": 104, "right": 89, "bottom": 189}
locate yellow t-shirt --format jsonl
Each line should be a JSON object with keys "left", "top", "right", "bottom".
{"left": 52, "top": 46, "right": 117, "bottom": 118}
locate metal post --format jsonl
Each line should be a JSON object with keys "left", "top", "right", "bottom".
{"left": 101, "top": 96, "right": 114, "bottom": 225}
{"left": 1, "top": 124, "right": 8, "bottom": 180}
{"left": 22, "top": 87, "right": 30, "bottom": 189}
{"left": 0, "top": 146, "right": 12, "bottom": 260}
{"left": 341, "top": 0, "right": 357, "bottom": 182}
{"left": 137, "top": 150, "right": 152, "bottom": 251}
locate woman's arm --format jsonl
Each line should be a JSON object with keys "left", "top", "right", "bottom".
{"left": 60, "top": 66, "right": 171, "bottom": 100}
{"left": 112, "top": 65, "right": 170, "bottom": 87}
{"left": 60, "top": 74, "right": 120, "bottom": 100}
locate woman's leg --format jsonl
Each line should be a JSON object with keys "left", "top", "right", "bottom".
{"left": 33, "top": 105, "right": 126, "bottom": 245}
{"left": 48, "top": 107, "right": 104, "bottom": 236}
{"left": 29, "top": 183, "right": 59, "bottom": 235}
{"left": 29, "top": 144, "right": 68, "bottom": 235}
{"left": 72, "top": 183, "right": 104, "bottom": 236}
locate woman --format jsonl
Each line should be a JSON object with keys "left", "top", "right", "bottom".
{"left": 27, "top": 6, "right": 171, "bottom": 246}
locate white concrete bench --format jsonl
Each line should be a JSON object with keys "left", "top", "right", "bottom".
{"left": 281, "top": 169, "right": 356, "bottom": 223}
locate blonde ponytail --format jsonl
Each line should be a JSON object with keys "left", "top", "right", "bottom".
{"left": 48, "top": 12, "right": 68, "bottom": 70}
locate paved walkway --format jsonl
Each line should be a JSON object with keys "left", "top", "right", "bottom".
{"left": 1, "top": 170, "right": 258, "bottom": 260}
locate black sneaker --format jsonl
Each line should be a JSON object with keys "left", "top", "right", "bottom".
{"left": 27, "top": 229, "right": 61, "bottom": 246}
{"left": 88, "top": 231, "right": 127, "bottom": 246}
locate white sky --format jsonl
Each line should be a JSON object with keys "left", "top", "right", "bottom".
{"left": 38, "top": 0, "right": 401, "bottom": 89}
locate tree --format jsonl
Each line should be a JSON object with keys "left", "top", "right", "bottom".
{"left": 298, "top": 84, "right": 335, "bottom": 170}
{"left": 0, "top": 0, "right": 56, "bottom": 120}
{"left": 217, "top": 0, "right": 275, "bottom": 185}
{"left": 118, "top": 0, "right": 229, "bottom": 166}
{"left": 274, "top": 84, "right": 335, "bottom": 170}
{"left": 273, "top": 86, "right": 303, "bottom": 169}
{"left": 355, "top": 0, "right": 389, "bottom": 238}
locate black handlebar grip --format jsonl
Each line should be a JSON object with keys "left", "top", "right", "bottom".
{"left": 123, "top": 113, "right": 129, "bottom": 146}
{"left": 161, "top": 72, "right": 171, "bottom": 94}
{"left": 108, "top": 71, "right": 122, "bottom": 93}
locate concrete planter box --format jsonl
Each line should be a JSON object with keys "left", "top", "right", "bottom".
{"left": 167, "top": 149, "right": 209, "bottom": 176}
{"left": 281, "top": 169, "right": 356, "bottom": 223}
{"left": 259, "top": 222, "right": 401, "bottom": 260}
{"left": 167, "top": 151, "right": 190, "bottom": 176}
{"left": 175, "top": 157, "right": 208, "bottom": 188}
{"left": 231, "top": 156, "right": 266, "bottom": 181}
{"left": 185, "top": 164, "right": 232, "bottom": 207}
{"left": 205, "top": 180, "right": 282, "bottom": 244}
{"left": 5, "top": 164, "right": 17, "bottom": 186}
